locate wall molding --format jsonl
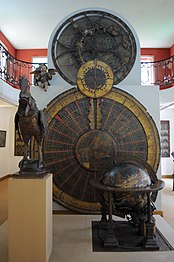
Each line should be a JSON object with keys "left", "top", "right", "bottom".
{"left": 153, "top": 210, "right": 163, "bottom": 217}
{"left": 0, "top": 174, "right": 11, "bottom": 181}
{"left": 0, "top": 176, "right": 165, "bottom": 218}
{"left": 53, "top": 210, "right": 164, "bottom": 217}
{"left": 162, "top": 175, "right": 173, "bottom": 178}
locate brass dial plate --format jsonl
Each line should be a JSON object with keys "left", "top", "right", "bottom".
{"left": 43, "top": 87, "right": 160, "bottom": 213}
{"left": 77, "top": 60, "right": 113, "bottom": 98}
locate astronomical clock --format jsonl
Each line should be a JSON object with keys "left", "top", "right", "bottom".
{"left": 43, "top": 10, "right": 160, "bottom": 213}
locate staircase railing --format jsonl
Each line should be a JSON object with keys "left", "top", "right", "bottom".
{"left": 0, "top": 43, "right": 174, "bottom": 89}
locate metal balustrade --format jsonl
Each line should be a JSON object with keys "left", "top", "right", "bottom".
{"left": 0, "top": 43, "right": 47, "bottom": 88}
{"left": 141, "top": 56, "right": 174, "bottom": 89}
{"left": 0, "top": 43, "right": 174, "bottom": 89}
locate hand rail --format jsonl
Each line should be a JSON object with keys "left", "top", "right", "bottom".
{"left": 1, "top": 43, "right": 174, "bottom": 89}
{"left": 141, "top": 55, "right": 174, "bottom": 89}
{"left": 0, "top": 43, "right": 47, "bottom": 89}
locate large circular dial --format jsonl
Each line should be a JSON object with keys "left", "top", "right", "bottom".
{"left": 51, "top": 10, "right": 137, "bottom": 85}
{"left": 77, "top": 60, "right": 113, "bottom": 98}
{"left": 43, "top": 87, "right": 160, "bottom": 213}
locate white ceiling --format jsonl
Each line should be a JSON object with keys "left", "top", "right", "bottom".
{"left": 0, "top": 0, "right": 174, "bottom": 49}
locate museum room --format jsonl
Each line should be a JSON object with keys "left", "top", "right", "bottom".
{"left": 0, "top": 0, "right": 174, "bottom": 261}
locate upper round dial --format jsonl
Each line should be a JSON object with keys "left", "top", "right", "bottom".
{"left": 77, "top": 60, "right": 113, "bottom": 98}
{"left": 51, "top": 10, "right": 137, "bottom": 85}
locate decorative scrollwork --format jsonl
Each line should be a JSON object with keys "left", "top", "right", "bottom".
{"left": 51, "top": 10, "right": 137, "bottom": 85}
{"left": 43, "top": 87, "right": 160, "bottom": 213}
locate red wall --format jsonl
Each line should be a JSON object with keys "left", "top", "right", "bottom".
{"left": 14, "top": 47, "right": 174, "bottom": 62}
{"left": 0, "top": 31, "right": 16, "bottom": 57}
{"left": 141, "top": 48, "right": 170, "bottom": 61}
{"left": 1, "top": 33, "right": 173, "bottom": 91}
{"left": 14, "top": 49, "right": 47, "bottom": 84}
{"left": 170, "top": 44, "right": 174, "bottom": 56}
{"left": 0, "top": 34, "right": 47, "bottom": 87}
{"left": 1, "top": 32, "right": 173, "bottom": 62}
{"left": 0, "top": 32, "right": 47, "bottom": 62}
{"left": 16, "top": 49, "right": 47, "bottom": 63}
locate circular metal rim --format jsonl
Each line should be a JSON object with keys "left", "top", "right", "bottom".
{"left": 51, "top": 10, "right": 137, "bottom": 85}
{"left": 77, "top": 60, "right": 114, "bottom": 98}
{"left": 43, "top": 87, "right": 160, "bottom": 213}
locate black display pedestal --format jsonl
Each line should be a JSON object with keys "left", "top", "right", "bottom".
{"left": 92, "top": 220, "right": 173, "bottom": 252}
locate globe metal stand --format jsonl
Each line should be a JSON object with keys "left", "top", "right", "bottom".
{"left": 143, "top": 192, "right": 159, "bottom": 250}
{"left": 102, "top": 192, "right": 119, "bottom": 248}
{"left": 91, "top": 179, "right": 165, "bottom": 250}
{"left": 95, "top": 187, "right": 119, "bottom": 247}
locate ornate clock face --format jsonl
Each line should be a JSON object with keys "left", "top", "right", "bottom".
{"left": 77, "top": 60, "right": 113, "bottom": 98}
{"left": 43, "top": 88, "right": 160, "bottom": 213}
{"left": 51, "top": 10, "right": 137, "bottom": 85}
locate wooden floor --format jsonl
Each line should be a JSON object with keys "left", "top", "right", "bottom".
{"left": 0, "top": 179, "right": 8, "bottom": 225}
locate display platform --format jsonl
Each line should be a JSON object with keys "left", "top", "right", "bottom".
{"left": 1, "top": 215, "right": 174, "bottom": 262}
{"left": 92, "top": 221, "right": 173, "bottom": 252}
{"left": 8, "top": 173, "right": 52, "bottom": 262}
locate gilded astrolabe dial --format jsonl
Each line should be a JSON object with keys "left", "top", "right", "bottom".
{"left": 43, "top": 88, "right": 160, "bottom": 213}
{"left": 77, "top": 60, "right": 114, "bottom": 98}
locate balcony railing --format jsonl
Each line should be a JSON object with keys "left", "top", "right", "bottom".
{"left": 0, "top": 43, "right": 174, "bottom": 89}
{"left": 141, "top": 56, "right": 174, "bottom": 89}
{"left": 0, "top": 43, "right": 47, "bottom": 89}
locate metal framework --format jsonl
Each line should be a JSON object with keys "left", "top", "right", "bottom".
{"left": 141, "top": 55, "right": 174, "bottom": 88}
{"left": 0, "top": 43, "right": 174, "bottom": 89}
{"left": 0, "top": 43, "right": 47, "bottom": 88}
